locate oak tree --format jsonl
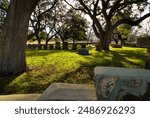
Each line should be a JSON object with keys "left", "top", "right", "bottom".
{"left": 65, "top": 0, "right": 150, "bottom": 50}
{"left": 0, "top": 0, "right": 39, "bottom": 76}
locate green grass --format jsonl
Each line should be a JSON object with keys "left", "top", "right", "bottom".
{"left": 0, "top": 46, "right": 147, "bottom": 94}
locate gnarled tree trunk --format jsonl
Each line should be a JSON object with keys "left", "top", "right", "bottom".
{"left": 101, "top": 30, "right": 112, "bottom": 50}
{"left": 0, "top": 0, "right": 39, "bottom": 76}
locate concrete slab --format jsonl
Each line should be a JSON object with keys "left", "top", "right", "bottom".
{"left": 38, "top": 83, "right": 97, "bottom": 101}
{"left": 0, "top": 94, "right": 41, "bottom": 101}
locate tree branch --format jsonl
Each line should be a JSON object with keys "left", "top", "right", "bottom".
{"left": 92, "top": 21, "right": 101, "bottom": 39}
{"left": 109, "top": 0, "right": 122, "bottom": 17}
{"left": 93, "top": 0, "right": 100, "bottom": 15}
{"left": 37, "top": 0, "right": 58, "bottom": 19}
{"left": 78, "top": 0, "right": 93, "bottom": 16}
{"left": 109, "top": 0, "right": 143, "bottom": 18}
{"left": 102, "top": 0, "right": 109, "bottom": 22}
{"left": 64, "top": 0, "right": 87, "bottom": 13}
{"left": 0, "top": 6, "right": 7, "bottom": 13}
{"left": 112, "top": 13, "right": 150, "bottom": 31}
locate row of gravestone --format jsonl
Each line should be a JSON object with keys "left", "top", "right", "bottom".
{"left": 27, "top": 42, "right": 87, "bottom": 50}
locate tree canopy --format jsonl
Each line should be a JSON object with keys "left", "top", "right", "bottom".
{"left": 65, "top": 0, "right": 150, "bottom": 50}
{"left": 0, "top": 0, "right": 40, "bottom": 76}
{"left": 28, "top": 0, "right": 58, "bottom": 44}
{"left": 60, "top": 9, "right": 88, "bottom": 43}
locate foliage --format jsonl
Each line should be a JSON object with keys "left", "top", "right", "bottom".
{"left": 65, "top": 0, "right": 150, "bottom": 50}
{"left": 0, "top": 46, "right": 147, "bottom": 94}
{"left": 39, "top": 31, "right": 47, "bottom": 39}
{"left": 0, "top": 0, "right": 9, "bottom": 29}
{"left": 29, "top": 0, "right": 58, "bottom": 44}
{"left": 1, "top": 0, "right": 9, "bottom": 10}
{"left": 29, "top": 1, "right": 89, "bottom": 44}
{"left": 113, "top": 12, "right": 132, "bottom": 40}
{"left": 61, "top": 9, "right": 88, "bottom": 42}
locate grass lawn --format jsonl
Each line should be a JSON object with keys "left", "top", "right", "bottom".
{"left": 0, "top": 46, "right": 147, "bottom": 95}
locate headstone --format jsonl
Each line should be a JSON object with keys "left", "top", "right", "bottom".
{"left": 55, "top": 42, "right": 61, "bottom": 50}
{"left": 95, "top": 43, "right": 101, "bottom": 51}
{"left": 63, "top": 42, "right": 68, "bottom": 50}
{"left": 94, "top": 67, "right": 150, "bottom": 100}
{"left": 146, "top": 48, "right": 150, "bottom": 69}
{"left": 32, "top": 44, "right": 38, "bottom": 49}
{"left": 49, "top": 44, "right": 54, "bottom": 50}
{"left": 72, "top": 43, "right": 77, "bottom": 50}
{"left": 137, "top": 36, "right": 150, "bottom": 69}
{"left": 38, "top": 44, "right": 42, "bottom": 50}
{"left": 78, "top": 48, "right": 89, "bottom": 55}
{"left": 81, "top": 43, "right": 86, "bottom": 48}
{"left": 111, "top": 44, "right": 122, "bottom": 48}
{"left": 43, "top": 45, "right": 47, "bottom": 50}
{"left": 27, "top": 44, "right": 32, "bottom": 49}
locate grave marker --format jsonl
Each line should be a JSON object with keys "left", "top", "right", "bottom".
{"left": 55, "top": 42, "right": 61, "bottom": 50}
{"left": 94, "top": 67, "right": 150, "bottom": 100}
{"left": 137, "top": 36, "right": 150, "bottom": 69}
{"left": 63, "top": 42, "right": 68, "bottom": 50}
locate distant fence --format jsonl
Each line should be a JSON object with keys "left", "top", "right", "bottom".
{"left": 26, "top": 42, "right": 97, "bottom": 50}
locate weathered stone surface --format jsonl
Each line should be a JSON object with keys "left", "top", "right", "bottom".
{"left": 38, "top": 83, "right": 97, "bottom": 101}
{"left": 94, "top": 67, "right": 150, "bottom": 101}
{"left": 78, "top": 48, "right": 89, "bottom": 55}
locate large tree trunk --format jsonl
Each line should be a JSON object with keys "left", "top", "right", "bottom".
{"left": 37, "top": 36, "right": 41, "bottom": 45}
{"left": 99, "top": 31, "right": 112, "bottom": 51}
{"left": 92, "top": 19, "right": 112, "bottom": 51}
{"left": 0, "top": 0, "right": 39, "bottom": 76}
{"left": 102, "top": 35, "right": 111, "bottom": 50}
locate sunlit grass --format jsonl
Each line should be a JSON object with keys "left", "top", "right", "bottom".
{"left": 0, "top": 46, "right": 147, "bottom": 94}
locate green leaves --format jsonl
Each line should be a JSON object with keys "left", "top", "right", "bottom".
{"left": 61, "top": 8, "right": 88, "bottom": 41}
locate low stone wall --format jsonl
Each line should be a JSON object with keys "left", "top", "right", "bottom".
{"left": 26, "top": 42, "right": 97, "bottom": 50}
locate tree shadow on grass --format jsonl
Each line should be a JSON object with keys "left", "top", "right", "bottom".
{"left": 53, "top": 56, "right": 111, "bottom": 85}
{"left": 53, "top": 66, "right": 95, "bottom": 84}
{"left": 83, "top": 49, "right": 146, "bottom": 68}
{"left": 0, "top": 75, "right": 19, "bottom": 95}
{"left": 57, "top": 49, "right": 147, "bottom": 86}
{"left": 0, "top": 65, "right": 58, "bottom": 95}
{"left": 110, "top": 50, "right": 146, "bottom": 68}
